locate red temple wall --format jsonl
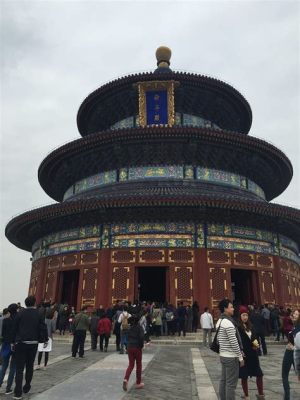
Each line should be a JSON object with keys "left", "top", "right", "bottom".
{"left": 29, "top": 248, "right": 300, "bottom": 313}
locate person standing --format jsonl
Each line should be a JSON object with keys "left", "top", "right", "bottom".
{"left": 192, "top": 301, "right": 200, "bottom": 332}
{"left": 71, "top": 306, "right": 90, "bottom": 358}
{"left": 97, "top": 313, "right": 112, "bottom": 352}
{"left": 200, "top": 307, "right": 214, "bottom": 347}
{"left": 118, "top": 307, "right": 131, "bottom": 354}
{"left": 238, "top": 306, "right": 265, "bottom": 400}
{"left": 122, "top": 315, "right": 145, "bottom": 391}
{"left": 216, "top": 299, "right": 244, "bottom": 400}
{"left": 112, "top": 306, "right": 122, "bottom": 352}
{"left": 177, "top": 302, "right": 187, "bottom": 337}
{"left": 36, "top": 308, "right": 56, "bottom": 370}
{"left": 0, "top": 304, "right": 18, "bottom": 395}
{"left": 250, "top": 306, "right": 268, "bottom": 356}
{"left": 12, "top": 296, "right": 48, "bottom": 400}
{"left": 261, "top": 304, "right": 270, "bottom": 336}
{"left": 294, "top": 322, "right": 300, "bottom": 382}
{"left": 151, "top": 304, "right": 162, "bottom": 338}
{"left": 90, "top": 311, "right": 100, "bottom": 351}
{"left": 282, "top": 309, "right": 300, "bottom": 400}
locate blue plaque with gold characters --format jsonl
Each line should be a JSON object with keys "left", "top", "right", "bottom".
{"left": 136, "top": 80, "right": 179, "bottom": 127}
{"left": 146, "top": 90, "right": 168, "bottom": 125}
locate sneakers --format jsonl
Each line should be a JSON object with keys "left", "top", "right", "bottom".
{"left": 104, "top": 347, "right": 108, "bottom": 352}
{"left": 22, "top": 384, "right": 31, "bottom": 394}
{"left": 36, "top": 365, "right": 41, "bottom": 370}
{"left": 122, "top": 380, "right": 128, "bottom": 391}
{"left": 5, "top": 389, "right": 13, "bottom": 395}
{"left": 135, "top": 382, "right": 144, "bottom": 389}
{"left": 13, "top": 396, "right": 22, "bottom": 400}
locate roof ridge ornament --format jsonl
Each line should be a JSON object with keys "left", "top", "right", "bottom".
{"left": 155, "top": 46, "right": 172, "bottom": 72}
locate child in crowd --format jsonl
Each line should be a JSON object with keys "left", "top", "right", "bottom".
{"left": 122, "top": 315, "right": 144, "bottom": 391}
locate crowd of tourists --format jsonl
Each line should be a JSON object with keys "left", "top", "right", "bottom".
{"left": 0, "top": 297, "right": 300, "bottom": 398}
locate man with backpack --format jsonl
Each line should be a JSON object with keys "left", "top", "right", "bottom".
{"left": 118, "top": 307, "right": 131, "bottom": 354}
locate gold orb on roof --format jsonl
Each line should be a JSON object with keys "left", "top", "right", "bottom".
{"left": 155, "top": 46, "right": 172, "bottom": 68}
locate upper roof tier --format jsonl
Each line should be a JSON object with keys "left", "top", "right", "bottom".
{"left": 77, "top": 47, "right": 252, "bottom": 136}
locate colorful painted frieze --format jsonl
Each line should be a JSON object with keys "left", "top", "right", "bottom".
{"left": 128, "top": 165, "right": 184, "bottom": 180}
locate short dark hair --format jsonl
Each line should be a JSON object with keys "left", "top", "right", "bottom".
{"left": 25, "top": 296, "right": 36, "bottom": 307}
{"left": 218, "top": 299, "right": 232, "bottom": 313}
{"left": 8, "top": 303, "right": 18, "bottom": 315}
{"left": 81, "top": 305, "right": 88, "bottom": 311}
{"left": 204, "top": 307, "right": 209, "bottom": 312}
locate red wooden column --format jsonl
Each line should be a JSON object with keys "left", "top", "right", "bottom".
{"left": 194, "top": 248, "right": 209, "bottom": 311}
{"left": 273, "top": 255, "right": 284, "bottom": 306}
{"left": 35, "top": 258, "right": 47, "bottom": 304}
{"left": 98, "top": 249, "right": 112, "bottom": 309}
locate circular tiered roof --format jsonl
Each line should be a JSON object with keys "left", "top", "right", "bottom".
{"left": 38, "top": 127, "right": 293, "bottom": 202}
{"left": 77, "top": 71, "right": 253, "bottom": 136}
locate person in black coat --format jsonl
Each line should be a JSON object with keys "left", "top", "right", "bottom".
{"left": 238, "top": 306, "right": 265, "bottom": 400}
{"left": 250, "top": 306, "right": 267, "bottom": 356}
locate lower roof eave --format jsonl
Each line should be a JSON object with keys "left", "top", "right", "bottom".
{"left": 5, "top": 197, "right": 300, "bottom": 252}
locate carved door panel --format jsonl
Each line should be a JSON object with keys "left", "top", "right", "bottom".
{"left": 259, "top": 271, "right": 275, "bottom": 304}
{"left": 45, "top": 271, "right": 58, "bottom": 302}
{"left": 81, "top": 267, "right": 98, "bottom": 308}
{"left": 111, "top": 266, "right": 131, "bottom": 303}
{"left": 209, "top": 267, "right": 229, "bottom": 319}
{"left": 174, "top": 266, "right": 193, "bottom": 305}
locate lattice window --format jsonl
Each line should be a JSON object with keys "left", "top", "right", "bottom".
{"left": 208, "top": 251, "right": 230, "bottom": 264}
{"left": 257, "top": 255, "right": 273, "bottom": 268}
{"left": 234, "top": 252, "right": 254, "bottom": 266}
{"left": 29, "top": 277, "right": 38, "bottom": 296}
{"left": 281, "top": 274, "right": 290, "bottom": 305}
{"left": 82, "top": 268, "right": 98, "bottom": 303}
{"left": 48, "top": 257, "right": 60, "bottom": 269}
{"left": 62, "top": 255, "right": 77, "bottom": 266}
{"left": 81, "top": 252, "right": 98, "bottom": 264}
{"left": 112, "top": 250, "right": 135, "bottom": 263}
{"left": 112, "top": 267, "right": 130, "bottom": 301}
{"left": 45, "top": 271, "right": 57, "bottom": 300}
{"left": 260, "top": 271, "right": 275, "bottom": 303}
{"left": 175, "top": 266, "right": 193, "bottom": 303}
{"left": 279, "top": 259, "right": 289, "bottom": 270}
{"left": 209, "top": 267, "right": 228, "bottom": 300}
{"left": 169, "top": 250, "right": 194, "bottom": 263}
{"left": 139, "top": 250, "right": 165, "bottom": 263}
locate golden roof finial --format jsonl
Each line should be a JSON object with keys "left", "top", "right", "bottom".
{"left": 155, "top": 46, "right": 172, "bottom": 68}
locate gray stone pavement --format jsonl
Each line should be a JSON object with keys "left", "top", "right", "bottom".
{"left": 0, "top": 335, "right": 299, "bottom": 399}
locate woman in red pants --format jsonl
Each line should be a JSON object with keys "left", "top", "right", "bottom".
{"left": 122, "top": 315, "right": 145, "bottom": 391}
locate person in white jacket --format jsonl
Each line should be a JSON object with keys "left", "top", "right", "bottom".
{"left": 200, "top": 307, "right": 214, "bottom": 346}
{"left": 216, "top": 299, "right": 244, "bottom": 400}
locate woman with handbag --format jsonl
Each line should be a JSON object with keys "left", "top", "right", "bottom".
{"left": 238, "top": 306, "right": 265, "bottom": 400}
{"left": 36, "top": 308, "right": 56, "bottom": 370}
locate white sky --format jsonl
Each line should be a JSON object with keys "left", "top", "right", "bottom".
{"left": 1, "top": 0, "right": 299, "bottom": 309}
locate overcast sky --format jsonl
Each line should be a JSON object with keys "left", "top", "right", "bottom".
{"left": 0, "top": 0, "right": 299, "bottom": 309}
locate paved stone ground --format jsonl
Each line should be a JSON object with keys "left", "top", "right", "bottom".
{"left": 200, "top": 345, "right": 300, "bottom": 399}
{"left": 0, "top": 336, "right": 299, "bottom": 399}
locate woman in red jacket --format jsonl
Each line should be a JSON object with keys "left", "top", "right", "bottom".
{"left": 97, "top": 313, "right": 112, "bottom": 352}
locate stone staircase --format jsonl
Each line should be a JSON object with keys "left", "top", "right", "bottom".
{"left": 53, "top": 330, "right": 286, "bottom": 346}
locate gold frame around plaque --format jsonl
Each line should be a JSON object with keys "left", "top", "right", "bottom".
{"left": 136, "top": 80, "right": 178, "bottom": 127}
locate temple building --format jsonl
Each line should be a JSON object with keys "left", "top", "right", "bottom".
{"left": 5, "top": 47, "right": 300, "bottom": 315}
